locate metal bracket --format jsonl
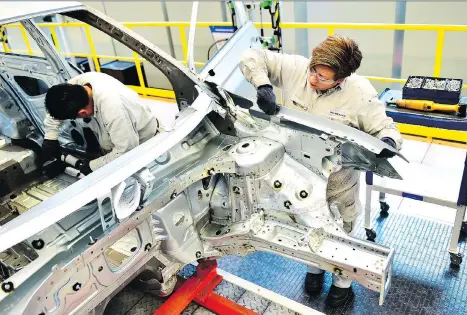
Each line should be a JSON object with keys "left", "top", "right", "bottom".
{"left": 133, "top": 167, "right": 156, "bottom": 204}
{"left": 97, "top": 189, "right": 116, "bottom": 231}
{"left": 111, "top": 177, "right": 142, "bottom": 221}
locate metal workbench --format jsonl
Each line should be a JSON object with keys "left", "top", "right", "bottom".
{"left": 363, "top": 88, "right": 467, "bottom": 266}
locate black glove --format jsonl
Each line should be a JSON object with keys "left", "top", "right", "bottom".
{"left": 76, "top": 159, "right": 93, "bottom": 175}
{"left": 378, "top": 137, "right": 397, "bottom": 158}
{"left": 42, "top": 159, "right": 66, "bottom": 178}
{"left": 257, "top": 84, "right": 279, "bottom": 115}
{"left": 381, "top": 137, "right": 396, "bottom": 149}
{"left": 42, "top": 139, "right": 60, "bottom": 161}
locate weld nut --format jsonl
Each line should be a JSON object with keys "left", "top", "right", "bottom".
{"left": 273, "top": 180, "right": 282, "bottom": 189}
{"left": 299, "top": 190, "right": 308, "bottom": 199}
{"left": 72, "top": 282, "right": 81, "bottom": 291}
{"left": 284, "top": 200, "right": 292, "bottom": 209}
{"left": 31, "top": 239, "right": 45, "bottom": 250}
{"left": 1, "top": 281, "right": 14, "bottom": 293}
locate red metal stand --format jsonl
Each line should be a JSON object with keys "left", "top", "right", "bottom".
{"left": 153, "top": 259, "right": 258, "bottom": 315}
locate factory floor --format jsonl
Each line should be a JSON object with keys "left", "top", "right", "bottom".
{"left": 214, "top": 136, "right": 467, "bottom": 315}
{"left": 107, "top": 97, "right": 467, "bottom": 314}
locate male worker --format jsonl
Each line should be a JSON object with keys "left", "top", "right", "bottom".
{"left": 42, "top": 71, "right": 159, "bottom": 175}
{"left": 239, "top": 35, "right": 402, "bottom": 307}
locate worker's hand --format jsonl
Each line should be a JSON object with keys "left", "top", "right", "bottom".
{"left": 76, "top": 159, "right": 93, "bottom": 176}
{"left": 42, "top": 159, "right": 66, "bottom": 178}
{"left": 378, "top": 137, "right": 397, "bottom": 158}
{"left": 257, "top": 84, "right": 279, "bottom": 115}
{"left": 381, "top": 137, "right": 396, "bottom": 149}
{"left": 42, "top": 139, "right": 60, "bottom": 161}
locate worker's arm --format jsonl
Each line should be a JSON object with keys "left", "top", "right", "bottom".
{"left": 43, "top": 113, "right": 64, "bottom": 140}
{"left": 40, "top": 113, "right": 64, "bottom": 161}
{"left": 357, "top": 92, "right": 403, "bottom": 150}
{"left": 89, "top": 95, "right": 139, "bottom": 171}
{"left": 239, "top": 48, "right": 308, "bottom": 91}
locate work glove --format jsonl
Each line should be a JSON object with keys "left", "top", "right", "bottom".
{"left": 256, "top": 84, "right": 279, "bottom": 115}
{"left": 76, "top": 159, "right": 93, "bottom": 176}
{"left": 378, "top": 137, "right": 397, "bottom": 158}
{"left": 42, "top": 139, "right": 60, "bottom": 161}
{"left": 381, "top": 137, "right": 396, "bottom": 149}
{"left": 42, "top": 159, "right": 66, "bottom": 178}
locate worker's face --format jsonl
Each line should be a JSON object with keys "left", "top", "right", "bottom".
{"left": 308, "top": 65, "right": 343, "bottom": 91}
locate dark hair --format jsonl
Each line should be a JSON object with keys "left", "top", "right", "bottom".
{"left": 309, "top": 35, "right": 363, "bottom": 80}
{"left": 44, "top": 83, "right": 89, "bottom": 120}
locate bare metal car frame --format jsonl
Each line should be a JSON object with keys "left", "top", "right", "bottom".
{"left": 0, "top": 2, "right": 405, "bottom": 314}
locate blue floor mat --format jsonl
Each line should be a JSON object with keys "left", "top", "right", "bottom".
{"left": 210, "top": 211, "right": 467, "bottom": 315}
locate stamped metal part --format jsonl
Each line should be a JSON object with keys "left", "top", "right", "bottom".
{"left": 307, "top": 227, "right": 328, "bottom": 253}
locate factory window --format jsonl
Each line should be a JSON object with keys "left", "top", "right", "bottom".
{"left": 14, "top": 76, "right": 49, "bottom": 97}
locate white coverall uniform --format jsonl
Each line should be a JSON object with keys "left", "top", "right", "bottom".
{"left": 44, "top": 72, "right": 159, "bottom": 171}
{"left": 240, "top": 48, "right": 403, "bottom": 288}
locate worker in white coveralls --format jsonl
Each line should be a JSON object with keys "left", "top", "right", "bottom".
{"left": 41, "top": 72, "right": 159, "bottom": 175}
{"left": 239, "top": 35, "right": 403, "bottom": 307}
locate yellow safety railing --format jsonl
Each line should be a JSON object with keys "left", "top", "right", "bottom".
{"left": 2, "top": 20, "right": 467, "bottom": 143}
{"left": 3, "top": 21, "right": 467, "bottom": 92}
{"left": 3, "top": 21, "right": 467, "bottom": 93}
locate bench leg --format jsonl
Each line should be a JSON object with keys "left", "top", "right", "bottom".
{"left": 364, "top": 172, "right": 376, "bottom": 241}
{"left": 364, "top": 183, "right": 372, "bottom": 230}
{"left": 463, "top": 212, "right": 467, "bottom": 235}
{"left": 378, "top": 192, "right": 386, "bottom": 202}
{"left": 448, "top": 205, "right": 466, "bottom": 266}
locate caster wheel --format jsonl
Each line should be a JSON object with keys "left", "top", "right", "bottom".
{"left": 450, "top": 253, "right": 463, "bottom": 266}
{"left": 380, "top": 201, "right": 390, "bottom": 217}
{"left": 461, "top": 222, "right": 467, "bottom": 235}
{"left": 366, "top": 229, "right": 376, "bottom": 242}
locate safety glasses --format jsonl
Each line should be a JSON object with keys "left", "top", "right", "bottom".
{"left": 308, "top": 68, "right": 336, "bottom": 85}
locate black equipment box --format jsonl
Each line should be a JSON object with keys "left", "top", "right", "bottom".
{"left": 100, "top": 60, "right": 148, "bottom": 87}
{"left": 402, "top": 76, "right": 463, "bottom": 105}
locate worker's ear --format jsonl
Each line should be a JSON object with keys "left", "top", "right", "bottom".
{"left": 77, "top": 106, "right": 92, "bottom": 118}
{"left": 77, "top": 109, "right": 87, "bottom": 118}
{"left": 336, "top": 78, "right": 345, "bottom": 84}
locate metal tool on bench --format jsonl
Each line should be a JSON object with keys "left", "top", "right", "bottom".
{"left": 388, "top": 99, "right": 467, "bottom": 117}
